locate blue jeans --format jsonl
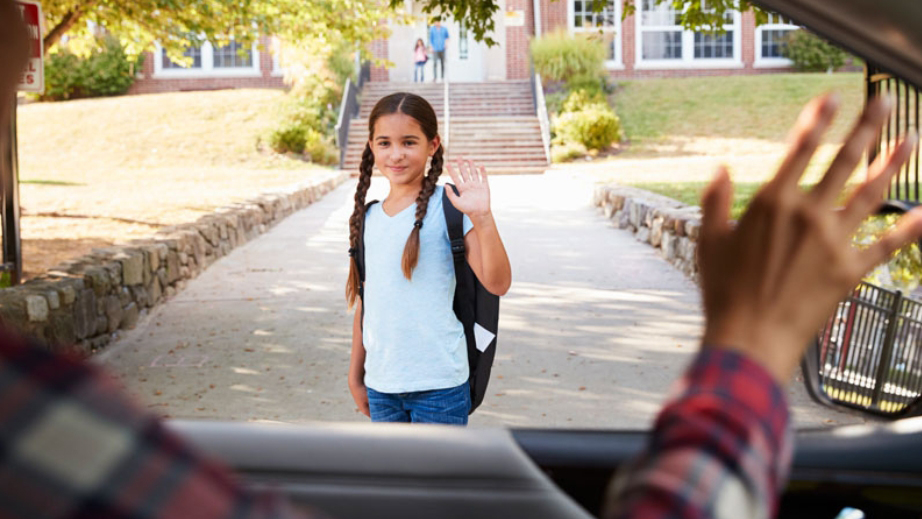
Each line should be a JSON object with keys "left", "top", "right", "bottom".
{"left": 432, "top": 50, "right": 446, "bottom": 80}
{"left": 414, "top": 61, "right": 426, "bottom": 82}
{"left": 367, "top": 382, "right": 470, "bottom": 425}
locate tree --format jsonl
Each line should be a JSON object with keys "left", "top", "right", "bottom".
{"left": 41, "top": 0, "right": 393, "bottom": 63}
{"left": 398, "top": 0, "right": 769, "bottom": 46}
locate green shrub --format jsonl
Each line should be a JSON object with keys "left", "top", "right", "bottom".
{"left": 550, "top": 142, "right": 587, "bottom": 163}
{"left": 561, "top": 88, "right": 606, "bottom": 113}
{"left": 783, "top": 30, "right": 850, "bottom": 72}
{"left": 552, "top": 104, "right": 623, "bottom": 151}
{"left": 531, "top": 30, "right": 606, "bottom": 83}
{"left": 269, "top": 123, "right": 308, "bottom": 154}
{"left": 304, "top": 129, "right": 339, "bottom": 165}
{"left": 268, "top": 34, "right": 356, "bottom": 164}
{"left": 42, "top": 36, "right": 139, "bottom": 101}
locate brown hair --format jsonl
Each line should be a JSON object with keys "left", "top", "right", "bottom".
{"left": 346, "top": 92, "right": 444, "bottom": 308}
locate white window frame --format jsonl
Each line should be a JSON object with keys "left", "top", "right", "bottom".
{"left": 153, "top": 40, "right": 261, "bottom": 79}
{"left": 270, "top": 37, "right": 285, "bottom": 77}
{"left": 567, "top": 0, "right": 623, "bottom": 70}
{"left": 755, "top": 14, "right": 798, "bottom": 68}
{"left": 635, "top": 1, "right": 742, "bottom": 69}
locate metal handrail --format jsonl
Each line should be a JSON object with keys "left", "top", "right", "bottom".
{"left": 335, "top": 78, "right": 359, "bottom": 169}
{"left": 443, "top": 78, "right": 450, "bottom": 152}
{"left": 533, "top": 73, "right": 552, "bottom": 164}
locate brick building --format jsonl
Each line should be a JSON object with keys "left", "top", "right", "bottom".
{"left": 127, "top": 1, "right": 799, "bottom": 93}
{"left": 373, "top": 0, "right": 798, "bottom": 82}
{"left": 128, "top": 35, "right": 285, "bottom": 95}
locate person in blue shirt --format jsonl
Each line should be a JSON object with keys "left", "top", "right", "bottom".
{"left": 428, "top": 20, "right": 449, "bottom": 81}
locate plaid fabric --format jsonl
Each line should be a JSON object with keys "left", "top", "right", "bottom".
{"left": 606, "top": 349, "right": 793, "bottom": 519}
{"left": 0, "top": 329, "right": 319, "bottom": 519}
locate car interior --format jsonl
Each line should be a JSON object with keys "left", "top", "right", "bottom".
{"left": 166, "top": 1, "right": 922, "bottom": 518}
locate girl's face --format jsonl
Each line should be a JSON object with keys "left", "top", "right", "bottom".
{"left": 369, "top": 113, "right": 440, "bottom": 188}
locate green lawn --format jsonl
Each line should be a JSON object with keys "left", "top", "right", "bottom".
{"left": 613, "top": 72, "right": 864, "bottom": 154}
{"left": 593, "top": 72, "right": 868, "bottom": 217}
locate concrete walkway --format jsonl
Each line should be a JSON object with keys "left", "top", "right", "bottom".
{"left": 97, "top": 172, "right": 864, "bottom": 429}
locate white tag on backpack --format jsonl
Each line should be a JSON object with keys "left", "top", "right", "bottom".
{"left": 473, "top": 323, "right": 495, "bottom": 353}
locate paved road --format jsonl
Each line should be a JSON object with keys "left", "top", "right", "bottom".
{"left": 98, "top": 172, "right": 865, "bottom": 429}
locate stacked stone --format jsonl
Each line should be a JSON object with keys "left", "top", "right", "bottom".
{"left": 593, "top": 185, "right": 702, "bottom": 280}
{"left": 0, "top": 171, "right": 348, "bottom": 356}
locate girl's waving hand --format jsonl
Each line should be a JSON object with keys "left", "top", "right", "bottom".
{"left": 445, "top": 159, "right": 491, "bottom": 217}
{"left": 445, "top": 159, "right": 512, "bottom": 296}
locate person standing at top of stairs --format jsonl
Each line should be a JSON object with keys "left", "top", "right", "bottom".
{"left": 429, "top": 20, "right": 449, "bottom": 82}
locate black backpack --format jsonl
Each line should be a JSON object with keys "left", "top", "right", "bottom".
{"left": 353, "top": 184, "right": 500, "bottom": 414}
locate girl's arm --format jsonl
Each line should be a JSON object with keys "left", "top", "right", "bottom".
{"left": 348, "top": 299, "right": 370, "bottom": 417}
{"left": 445, "top": 160, "right": 512, "bottom": 296}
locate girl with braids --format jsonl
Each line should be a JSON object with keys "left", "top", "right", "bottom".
{"left": 346, "top": 92, "right": 512, "bottom": 425}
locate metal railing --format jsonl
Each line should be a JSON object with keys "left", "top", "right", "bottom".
{"left": 814, "top": 282, "right": 922, "bottom": 415}
{"left": 335, "top": 78, "right": 360, "bottom": 170}
{"left": 443, "top": 78, "right": 450, "bottom": 152}
{"left": 531, "top": 73, "right": 552, "bottom": 164}
{"left": 867, "top": 64, "right": 921, "bottom": 200}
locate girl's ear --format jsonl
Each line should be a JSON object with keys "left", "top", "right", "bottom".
{"left": 429, "top": 135, "right": 441, "bottom": 156}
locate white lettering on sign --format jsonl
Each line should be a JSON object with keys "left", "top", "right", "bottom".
{"left": 15, "top": 1, "right": 44, "bottom": 93}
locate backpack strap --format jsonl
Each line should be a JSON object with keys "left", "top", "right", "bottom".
{"left": 443, "top": 184, "right": 466, "bottom": 264}
{"left": 351, "top": 199, "right": 379, "bottom": 300}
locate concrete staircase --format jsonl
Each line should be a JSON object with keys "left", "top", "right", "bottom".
{"left": 341, "top": 80, "right": 548, "bottom": 174}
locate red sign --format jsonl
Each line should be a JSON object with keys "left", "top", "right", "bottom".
{"left": 16, "top": 1, "right": 44, "bottom": 93}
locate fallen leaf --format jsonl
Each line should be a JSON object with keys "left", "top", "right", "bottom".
{"left": 244, "top": 348, "right": 255, "bottom": 352}
{"left": 578, "top": 386, "right": 586, "bottom": 391}
{"left": 154, "top": 390, "right": 162, "bottom": 396}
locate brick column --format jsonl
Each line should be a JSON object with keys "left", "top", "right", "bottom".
{"left": 505, "top": 0, "right": 532, "bottom": 79}
{"left": 369, "top": 22, "right": 390, "bottom": 82}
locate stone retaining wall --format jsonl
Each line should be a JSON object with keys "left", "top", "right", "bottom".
{"left": 593, "top": 184, "right": 702, "bottom": 280}
{"left": 0, "top": 171, "right": 349, "bottom": 355}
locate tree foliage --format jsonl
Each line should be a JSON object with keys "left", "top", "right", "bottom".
{"left": 399, "top": 0, "right": 770, "bottom": 47}
{"left": 40, "top": 0, "right": 393, "bottom": 64}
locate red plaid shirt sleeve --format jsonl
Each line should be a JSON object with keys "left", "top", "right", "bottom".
{"left": 0, "top": 329, "right": 323, "bottom": 519}
{"left": 606, "top": 348, "right": 793, "bottom": 519}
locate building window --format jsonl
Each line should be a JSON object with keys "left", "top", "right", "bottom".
{"left": 570, "top": 0, "right": 621, "bottom": 66}
{"left": 213, "top": 41, "right": 254, "bottom": 68}
{"left": 153, "top": 39, "right": 261, "bottom": 78}
{"left": 459, "top": 21, "right": 469, "bottom": 60}
{"left": 162, "top": 46, "right": 202, "bottom": 69}
{"left": 757, "top": 13, "right": 798, "bottom": 64}
{"left": 637, "top": 0, "right": 740, "bottom": 67}
{"left": 694, "top": 31, "right": 733, "bottom": 58}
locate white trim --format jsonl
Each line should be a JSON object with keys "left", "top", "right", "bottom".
{"left": 634, "top": 2, "right": 742, "bottom": 68}
{"left": 152, "top": 40, "right": 261, "bottom": 79}
{"left": 754, "top": 15, "right": 798, "bottom": 67}
{"left": 270, "top": 37, "right": 285, "bottom": 77}
{"left": 567, "top": 0, "right": 622, "bottom": 68}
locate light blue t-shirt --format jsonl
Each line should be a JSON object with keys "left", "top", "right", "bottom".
{"left": 362, "top": 185, "right": 473, "bottom": 394}
{"left": 429, "top": 25, "right": 449, "bottom": 52}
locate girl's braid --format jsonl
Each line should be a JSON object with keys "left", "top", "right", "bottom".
{"left": 401, "top": 145, "right": 445, "bottom": 279}
{"left": 346, "top": 144, "right": 375, "bottom": 308}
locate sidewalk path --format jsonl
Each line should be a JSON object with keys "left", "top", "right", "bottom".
{"left": 98, "top": 172, "right": 864, "bottom": 429}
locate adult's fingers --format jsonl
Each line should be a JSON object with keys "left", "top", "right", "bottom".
{"left": 842, "top": 132, "right": 918, "bottom": 231}
{"left": 700, "top": 166, "right": 733, "bottom": 241}
{"left": 858, "top": 206, "right": 922, "bottom": 274}
{"left": 771, "top": 93, "right": 840, "bottom": 192}
{"left": 812, "top": 96, "right": 893, "bottom": 205}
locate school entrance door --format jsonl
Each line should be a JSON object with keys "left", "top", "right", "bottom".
{"left": 446, "top": 20, "right": 485, "bottom": 82}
